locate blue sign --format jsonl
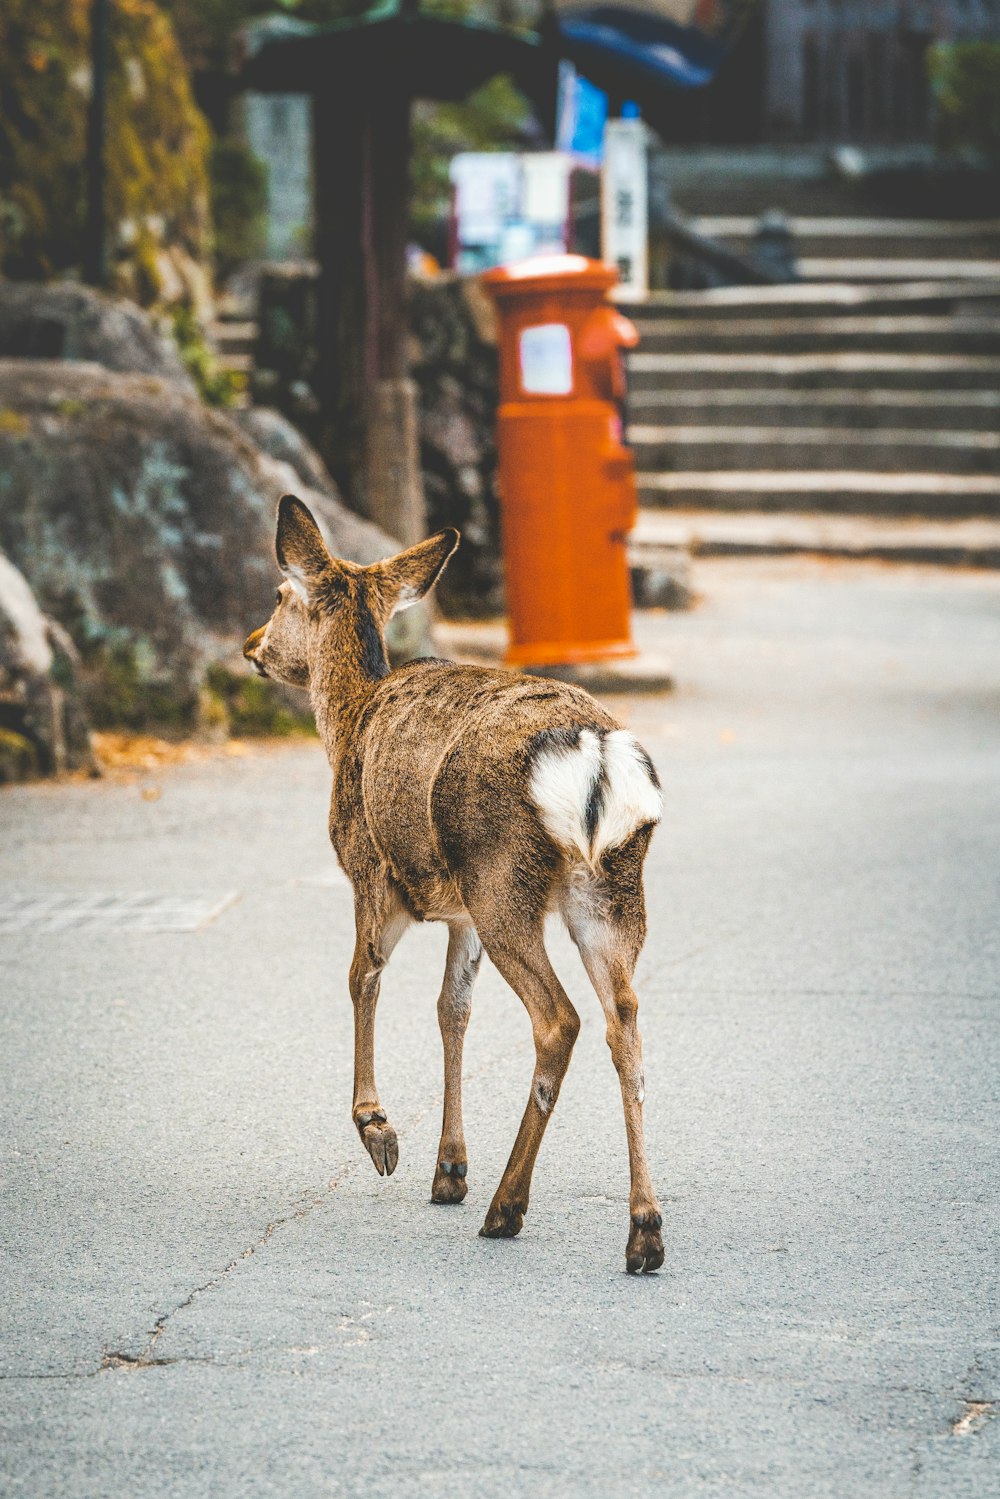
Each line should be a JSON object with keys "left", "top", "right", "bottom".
{"left": 556, "top": 62, "right": 609, "bottom": 169}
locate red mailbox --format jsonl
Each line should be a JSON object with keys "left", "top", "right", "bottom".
{"left": 482, "top": 255, "right": 639, "bottom": 668}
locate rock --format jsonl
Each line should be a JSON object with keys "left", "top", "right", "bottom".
{"left": 230, "top": 405, "right": 336, "bottom": 498}
{"left": 630, "top": 550, "right": 694, "bottom": 611}
{"left": 0, "top": 548, "right": 95, "bottom": 781}
{"left": 0, "top": 282, "right": 195, "bottom": 391}
{"left": 0, "top": 359, "right": 424, "bottom": 734}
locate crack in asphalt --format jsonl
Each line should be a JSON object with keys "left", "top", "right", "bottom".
{"left": 90, "top": 1039, "right": 527, "bottom": 1375}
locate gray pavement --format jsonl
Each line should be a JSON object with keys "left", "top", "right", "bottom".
{"left": 1, "top": 557, "right": 998, "bottom": 1498}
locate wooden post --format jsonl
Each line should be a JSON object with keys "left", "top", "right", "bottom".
{"left": 84, "top": 0, "right": 109, "bottom": 286}
{"left": 311, "top": 58, "right": 426, "bottom": 545}
{"left": 312, "top": 76, "right": 369, "bottom": 505}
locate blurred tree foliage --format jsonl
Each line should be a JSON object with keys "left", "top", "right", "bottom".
{"left": 0, "top": 0, "right": 211, "bottom": 296}
{"left": 210, "top": 136, "right": 268, "bottom": 273}
{"left": 0, "top": 0, "right": 535, "bottom": 292}
{"left": 412, "top": 78, "right": 533, "bottom": 254}
{"left": 162, "top": 0, "right": 534, "bottom": 263}
{"left": 929, "top": 42, "right": 1000, "bottom": 161}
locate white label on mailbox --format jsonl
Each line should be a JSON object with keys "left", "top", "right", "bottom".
{"left": 519, "top": 323, "right": 573, "bottom": 395}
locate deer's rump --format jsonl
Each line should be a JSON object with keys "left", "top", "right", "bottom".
{"left": 352, "top": 660, "right": 661, "bottom": 917}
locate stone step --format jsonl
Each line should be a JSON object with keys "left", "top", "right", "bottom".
{"left": 629, "top": 425, "right": 1000, "bottom": 476}
{"left": 216, "top": 352, "right": 254, "bottom": 375}
{"left": 630, "top": 509, "right": 1000, "bottom": 568}
{"left": 691, "top": 217, "right": 1000, "bottom": 263}
{"left": 798, "top": 258, "right": 1000, "bottom": 282}
{"left": 636, "top": 470, "right": 1000, "bottom": 519}
{"left": 623, "top": 280, "right": 1000, "bottom": 321}
{"left": 691, "top": 216, "right": 1000, "bottom": 241}
{"left": 627, "top": 387, "right": 1000, "bottom": 432}
{"left": 209, "top": 320, "right": 257, "bottom": 357}
{"left": 634, "top": 316, "right": 1000, "bottom": 355}
{"left": 628, "top": 352, "right": 1000, "bottom": 392}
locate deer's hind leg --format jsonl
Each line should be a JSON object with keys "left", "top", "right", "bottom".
{"left": 468, "top": 904, "right": 580, "bottom": 1241}
{"left": 349, "top": 884, "right": 411, "bottom": 1177}
{"left": 431, "top": 920, "right": 482, "bottom": 1204}
{"left": 563, "top": 832, "right": 664, "bottom": 1274}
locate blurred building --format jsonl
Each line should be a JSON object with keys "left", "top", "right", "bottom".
{"left": 654, "top": 0, "right": 1000, "bottom": 144}
{"left": 767, "top": 0, "right": 1000, "bottom": 142}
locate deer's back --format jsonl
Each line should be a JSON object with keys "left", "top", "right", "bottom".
{"left": 339, "top": 660, "right": 618, "bottom": 915}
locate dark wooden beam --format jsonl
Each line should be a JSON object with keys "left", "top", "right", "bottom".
{"left": 311, "top": 77, "right": 370, "bottom": 505}
{"left": 84, "top": 0, "right": 109, "bottom": 286}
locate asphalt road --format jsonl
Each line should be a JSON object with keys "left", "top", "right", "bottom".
{"left": 1, "top": 558, "right": 998, "bottom": 1498}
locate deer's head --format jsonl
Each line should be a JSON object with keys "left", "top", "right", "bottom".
{"left": 243, "top": 495, "right": 459, "bottom": 689}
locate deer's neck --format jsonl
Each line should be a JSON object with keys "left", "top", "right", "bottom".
{"left": 308, "top": 638, "right": 387, "bottom": 773}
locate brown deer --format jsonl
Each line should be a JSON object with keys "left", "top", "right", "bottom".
{"left": 244, "top": 496, "right": 664, "bottom": 1273}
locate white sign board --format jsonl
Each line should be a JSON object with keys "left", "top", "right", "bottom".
{"left": 450, "top": 153, "right": 519, "bottom": 247}
{"left": 601, "top": 119, "right": 648, "bottom": 302}
{"left": 450, "top": 152, "right": 574, "bottom": 271}
{"left": 519, "top": 323, "right": 574, "bottom": 395}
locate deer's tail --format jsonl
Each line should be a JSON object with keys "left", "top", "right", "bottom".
{"left": 528, "top": 727, "right": 662, "bottom": 868}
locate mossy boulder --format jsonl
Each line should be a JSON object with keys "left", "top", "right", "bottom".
{"left": 0, "top": 358, "right": 420, "bottom": 737}
{"left": 0, "top": 547, "right": 94, "bottom": 781}
{"left": 0, "top": 281, "right": 195, "bottom": 390}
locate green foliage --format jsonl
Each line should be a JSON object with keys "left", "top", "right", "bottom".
{"left": 81, "top": 644, "right": 315, "bottom": 737}
{"left": 84, "top": 639, "right": 195, "bottom": 731}
{"left": 169, "top": 304, "right": 243, "bottom": 407}
{"left": 0, "top": 0, "right": 210, "bottom": 294}
{"left": 210, "top": 137, "right": 268, "bottom": 274}
{"left": 160, "top": 0, "right": 278, "bottom": 70}
{"left": 203, "top": 663, "right": 317, "bottom": 737}
{"left": 411, "top": 75, "right": 531, "bottom": 244}
{"left": 0, "top": 728, "right": 38, "bottom": 784}
{"left": 929, "top": 42, "right": 1000, "bottom": 161}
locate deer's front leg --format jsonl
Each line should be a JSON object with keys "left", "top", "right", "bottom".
{"left": 349, "top": 896, "right": 410, "bottom": 1176}
{"left": 432, "top": 921, "right": 482, "bottom": 1204}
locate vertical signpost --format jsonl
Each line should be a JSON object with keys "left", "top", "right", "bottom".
{"left": 601, "top": 116, "right": 648, "bottom": 302}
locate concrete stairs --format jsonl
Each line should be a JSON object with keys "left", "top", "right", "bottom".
{"left": 626, "top": 276, "right": 1000, "bottom": 569}
{"left": 209, "top": 302, "right": 256, "bottom": 383}
{"left": 689, "top": 217, "right": 1000, "bottom": 284}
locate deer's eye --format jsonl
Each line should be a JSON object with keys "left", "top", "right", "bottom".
{"left": 275, "top": 590, "right": 282, "bottom": 606}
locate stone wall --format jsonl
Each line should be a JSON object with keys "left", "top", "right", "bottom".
{"left": 254, "top": 269, "right": 504, "bottom": 615}
{"left": 408, "top": 276, "right": 503, "bottom": 615}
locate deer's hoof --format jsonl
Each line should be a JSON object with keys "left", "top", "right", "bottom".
{"left": 357, "top": 1114, "right": 398, "bottom": 1177}
{"left": 479, "top": 1199, "right": 525, "bottom": 1239}
{"left": 432, "top": 1159, "right": 468, "bottom": 1204}
{"left": 626, "top": 1211, "right": 664, "bottom": 1274}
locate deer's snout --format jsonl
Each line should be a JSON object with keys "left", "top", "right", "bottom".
{"left": 243, "top": 626, "right": 268, "bottom": 677}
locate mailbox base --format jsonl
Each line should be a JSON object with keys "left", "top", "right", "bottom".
{"left": 505, "top": 637, "right": 637, "bottom": 669}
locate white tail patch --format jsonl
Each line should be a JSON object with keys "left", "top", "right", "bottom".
{"left": 529, "top": 728, "right": 662, "bottom": 866}
{"left": 595, "top": 731, "right": 663, "bottom": 857}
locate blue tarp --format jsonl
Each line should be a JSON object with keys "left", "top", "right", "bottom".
{"left": 557, "top": 7, "right": 726, "bottom": 93}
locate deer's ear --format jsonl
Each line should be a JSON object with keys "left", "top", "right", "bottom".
{"left": 275, "top": 495, "right": 331, "bottom": 601}
{"left": 370, "top": 529, "right": 459, "bottom": 617}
